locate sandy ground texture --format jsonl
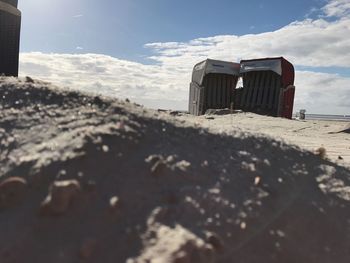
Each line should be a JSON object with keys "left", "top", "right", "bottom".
{"left": 176, "top": 109, "right": 350, "bottom": 167}
{"left": 0, "top": 77, "right": 350, "bottom": 263}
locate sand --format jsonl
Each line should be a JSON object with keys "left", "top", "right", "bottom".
{"left": 177, "top": 110, "right": 350, "bottom": 167}
{"left": 0, "top": 77, "right": 349, "bottom": 263}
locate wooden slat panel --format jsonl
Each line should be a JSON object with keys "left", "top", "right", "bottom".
{"left": 252, "top": 72, "right": 259, "bottom": 108}
{"left": 202, "top": 76, "right": 207, "bottom": 111}
{"left": 223, "top": 75, "right": 228, "bottom": 106}
{"left": 192, "top": 85, "right": 196, "bottom": 115}
{"left": 237, "top": 70, "right": 285, "bottom": 116}
{"left": 198, "top": 74, "right": 240, "bottom": 113}
{"left": 262, "top": 71, "right": 271, "bottom": 109}
{"left": 246, "top": 72, "right": 255, "bottom": 109}
{"left": 222, "top": 75, "right": 226, "bottom": 107}
{"left": 208, "top": 75, "right": 213, "bottom": 108}
{"left": 226, "top": 75, "right": 231, "bottom": 106}
{"left": 251, "top": 72, "right": 260, "bottom": 108}
{"left": 221, "top": 75, "right": 226, "bottom": 106}
{"left": 273, "top": 78, "right": 282, "bottom": 113}
{"left": 230, "top": 76, "right": 234, "bottom": 107}
{"left": 188, "top": 84, "right": 192, "bottom": 114}
{"left": 223, "top": 75, "right": 227, "bottom": 107}
{"left": 268, "top": 74, "right": 276, "bottom": 109}
{"left": 213, "top": 75, "right": 220, "bottom": 108}
{"left": 257, "top": 72, "right": 266, "bottom": 106}
{"left": 217, "top": 75, "right": 222, "bottom": 107}
{"left": 206, "top": 76, "right": 211, "bottom": 109}
{"left": 212, "top": 75, "right": 216, "bottom": 107}
{"left": 194, "top": 84, "right": 198, "bottom": 115}
{"left": 255, "top": 72, "right": 262, "bottom": 107}
{"left": 199, "top": 84, "right": 204, "bottom": 115}
{"left": 244, "top": 73, "right": 251, "bottom": 108}
{"left": 240, "top": 73, "right": 248, "bottom": 108}
{"left": 217, "top": 75, "right": 220, "bottom": 107}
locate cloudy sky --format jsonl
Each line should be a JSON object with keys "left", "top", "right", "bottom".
{"left": 18, "top": 0, "right": 350, "bottom": 114}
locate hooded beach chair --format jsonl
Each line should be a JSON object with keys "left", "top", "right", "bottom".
{"left": 239, "top": 57, "right": 295, "bottom": 119}
{"left": 189, "top": 59, "right": 240, "bottom": 115}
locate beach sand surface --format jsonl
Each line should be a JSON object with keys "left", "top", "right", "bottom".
{"left": 0, "top": 78, "right": 349, "bottom": 263}
{"left": 178, "top": 111, "right": 350, "bottom": 167}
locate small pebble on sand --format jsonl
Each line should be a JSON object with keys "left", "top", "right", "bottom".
{"left": 40, "top": 180, "right": 81, "bottom": 216}
{"left": 254, "top": 177, "right": 261, "bottom": 185}
{"left": 0, "top": 177, "right": 27, "bottom": 208}
{"left": 316, "top": 147, "right": 327, "bottom": 159}
{"left": 150, "top": 160, "right": 167, "bottom": 176}
{"left": 205, "top": 232, "right": 224, "bottom": 251}
{"left": 80, "top": 238, "right": 98, "bottom": 259}
{"left": 109, "top": 196, "right": 120, "bottom": 210}
{"left": 102, "top": 145, "right": 109, "bottom": 152}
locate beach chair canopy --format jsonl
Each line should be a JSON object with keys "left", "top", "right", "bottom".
{"left": 192, "top": 59, "right": 240, "bottom": 86}
{"left": 240, "top": 57, "right": 295, "bottom": 88}
{"left": 2, "top": 0, "right": 18, "bottom": 6}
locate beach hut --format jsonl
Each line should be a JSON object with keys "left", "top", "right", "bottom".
{"left": 189, "top": 59, "right": 240, "bottom": 115}
{"left": 239, "top": 57, "right": 295, "bottom": 119}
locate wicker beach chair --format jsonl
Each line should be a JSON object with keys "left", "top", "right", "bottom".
{"left": 239, "top": 57, "right": 295, "bottom": 119}
{"left": 189, "top": 59, "right": 240, "bottom": 115}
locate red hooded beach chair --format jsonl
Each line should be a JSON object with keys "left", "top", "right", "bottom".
{"left": 238, "top": 57, "right": 295, "bottom": 119}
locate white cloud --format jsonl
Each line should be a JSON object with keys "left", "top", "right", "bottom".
{"left": 294, "top": 71, "right": 350, "bottom": 114}
{"left": 19, "top": 0, "right": 350, "bottom": 114}
{"left": 322, "top": 0, "right": 350, "bottom": 17}
{"left": 145, "top": 17, "right": 350, "bottom": 68}
{"left": 19, "top": 52, "right": 190, "bottom": 110}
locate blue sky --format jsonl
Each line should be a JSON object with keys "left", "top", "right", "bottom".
{"left": 19, "top": 0, "right": 327, "bottom": 62}
{"left": 18, "top": 0, "right": 350, "bottom": 114}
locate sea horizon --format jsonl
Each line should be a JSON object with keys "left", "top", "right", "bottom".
{"left": 302, "top": 113, "right": 350, "bottom": 122}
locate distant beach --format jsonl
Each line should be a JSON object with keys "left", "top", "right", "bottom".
{"left": 304, "top": 114, "right": 350, "bottom": 122}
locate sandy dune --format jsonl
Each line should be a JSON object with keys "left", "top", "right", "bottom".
{"left": 0, "top": 77, "right": 349, "bottom": 263}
